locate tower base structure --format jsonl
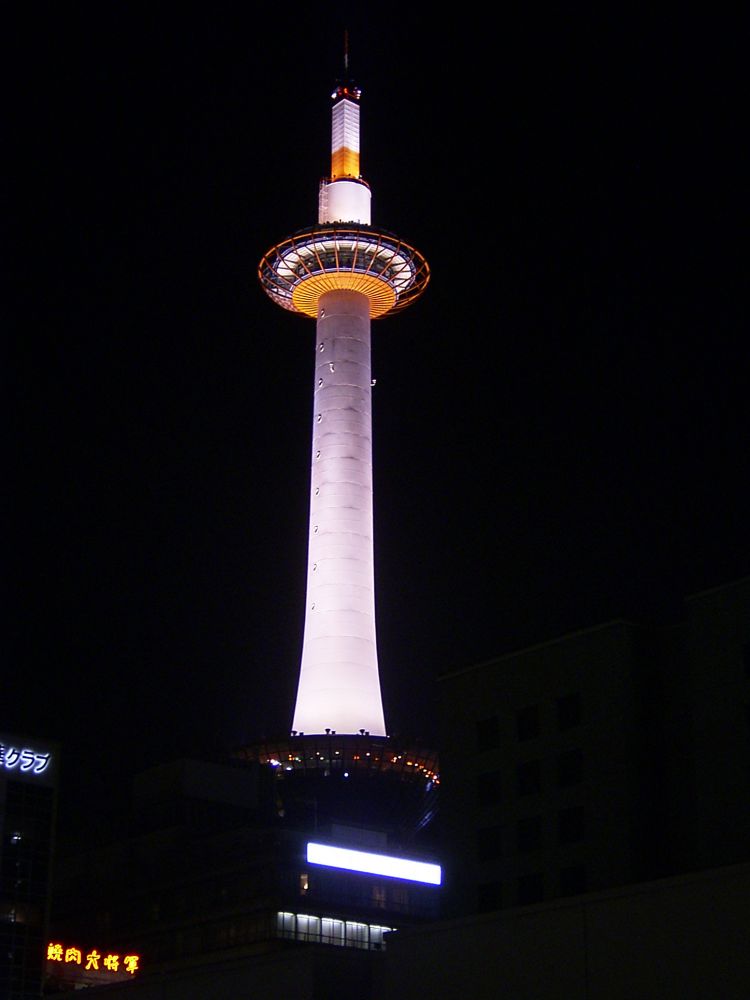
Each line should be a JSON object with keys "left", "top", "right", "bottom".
{"left": 233, "top": 733, "right": 439, "bottom": 843}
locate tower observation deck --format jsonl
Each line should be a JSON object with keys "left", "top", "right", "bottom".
{"left": 259, "top": 64, "right": 429, "bottom": 739}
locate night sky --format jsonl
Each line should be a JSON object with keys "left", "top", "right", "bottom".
{"left": 6, "top": 10, "right": 748, "bottom": 834}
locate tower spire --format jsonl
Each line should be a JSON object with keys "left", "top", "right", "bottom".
{"left": 258, "top": 66, "right": 429, "bottom": 736}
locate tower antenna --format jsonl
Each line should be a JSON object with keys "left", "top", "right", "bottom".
{"left": 343, "top": 28, "right": 349, "bottom": 73}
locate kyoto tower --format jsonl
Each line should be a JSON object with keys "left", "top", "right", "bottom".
{"left": 258, "top": 47, "right": 429, "bottom": 740}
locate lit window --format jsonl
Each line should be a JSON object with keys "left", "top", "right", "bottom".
{"left": 299, "top": 873, "right": 309, "bottom": 895}
{"left": 298, "top": 914, "right": 320, "bottom": 942}
{"left": 370, "top": 924, "right": 393, "bottom": 950}
{"left": 346, "top": 921, "right": 369, "bottom": 949}
{"left": 277, "top": 911, "right": 296, "bottom": 939}
{"left": 321, "top": 917, "right": 345, "bottom": 947}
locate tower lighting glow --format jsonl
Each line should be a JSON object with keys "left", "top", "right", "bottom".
{"left": 306, "top": 841, "right": 442, "bottom": 885}
{"left": 259, "top": 54, "right": 428, "bottom": 737}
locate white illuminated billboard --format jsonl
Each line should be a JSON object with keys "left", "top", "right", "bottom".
{"left": 306, "top": 842, "right": 441, "bottom": 885}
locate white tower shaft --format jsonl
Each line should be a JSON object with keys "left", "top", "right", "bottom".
{"left": 292, "top": 288, "right": 385, "bottom": 735}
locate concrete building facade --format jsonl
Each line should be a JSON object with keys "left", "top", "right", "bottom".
{"left": 437, "top": 577, "right": 750, "bottom": 918}
{"left": 0, "top": 732, "right": 59, "bottom": 1000}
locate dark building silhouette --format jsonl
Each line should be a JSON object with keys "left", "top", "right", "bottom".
{"left": 378, "top": 860, "right": 750, "bottom": 1000}
{"left": 46, "top": 746, "right": 440, "bottom": 996}
{"left": 0, "top": 732, "right": 59, "bottom": 1000}
{"left": 438, "top": 576, "right": 750, "bottom": 919}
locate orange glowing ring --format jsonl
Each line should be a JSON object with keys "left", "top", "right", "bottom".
{"left": 292, "top": 273, "right": 395, "bottom": 318}
{"left": 258, "top": 224, "right": 429, "bottom": 319}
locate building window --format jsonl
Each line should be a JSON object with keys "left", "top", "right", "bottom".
{"left": 557, "top": 748, "right": 584, "bottom": 786}
{"left": 477, "top": 768, "right": 503, "bottom": 807}
{"left": 477, "top": 880, "right": 503, "bottom": 913}
{"left": 559, "top": 865, "right": 587, "bottom": 897}
{"left": 372, "top": 884, "right": 387, "bottom": 909}
{"left": 298, "top": 913, "right": 321, "bottom": 942}
{"left": 321, "top": 917, "right": 345, "bottom": 946}
{"left": 299, "top": 873, "right": 309, "bottom": 895}
{"left": 517, "top": 815, "right": 542, "bottom": 853}
{"left": 346, "top": 921, "right": 370, "bottom": 949}
{"left": 388, "top": 884, "right": 410, "bottom": 910}
{"left": 516, "top": 704, "right": 540, "bottom": 741}
{"left": 517, "top": 872, "right": 544, "bottom": 905}
{"left": 517, "top": 759, "right": 541, "bottom": 796}
{"left": 278, "top": 911, "right": 296, "bottom": 938}
{"left": 477, "top": 824, "right": 503, "bottom": 861}
{"left": 556, "top": 692, "right": 582, "bottom": 731}
{"left": 275, "top": 913, "right": 398, "bottom": 951}
{"left": 558, "top": 805, "right": 585, "bottom": 845}
{"left": 370, "top": 925, "right": 391, "bottom": 951}
{"left": 476, "top": 715, "right": 501, "bottom": 751}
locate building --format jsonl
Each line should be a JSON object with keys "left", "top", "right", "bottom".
{"left": 46, "top": 753, "right": 440, "bottom": 996}
{"left": 364, "top": 576, "right": 750, "bottom": 998}
{"left": 377, "top": 860, "right": 750, "bottom": 1000}
{"left": 437, "top": 575, "right": 750, "bottom": 918}
{"left": 0, "top": 731, "right": 59, "bottom": 1000}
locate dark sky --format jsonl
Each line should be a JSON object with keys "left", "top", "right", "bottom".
{"left": 6, "top": 10, "right": 748, "bottom": 831}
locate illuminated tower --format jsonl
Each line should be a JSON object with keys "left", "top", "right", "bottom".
{"left": 259, "top": 54, "right": 429, "bottom": 738}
